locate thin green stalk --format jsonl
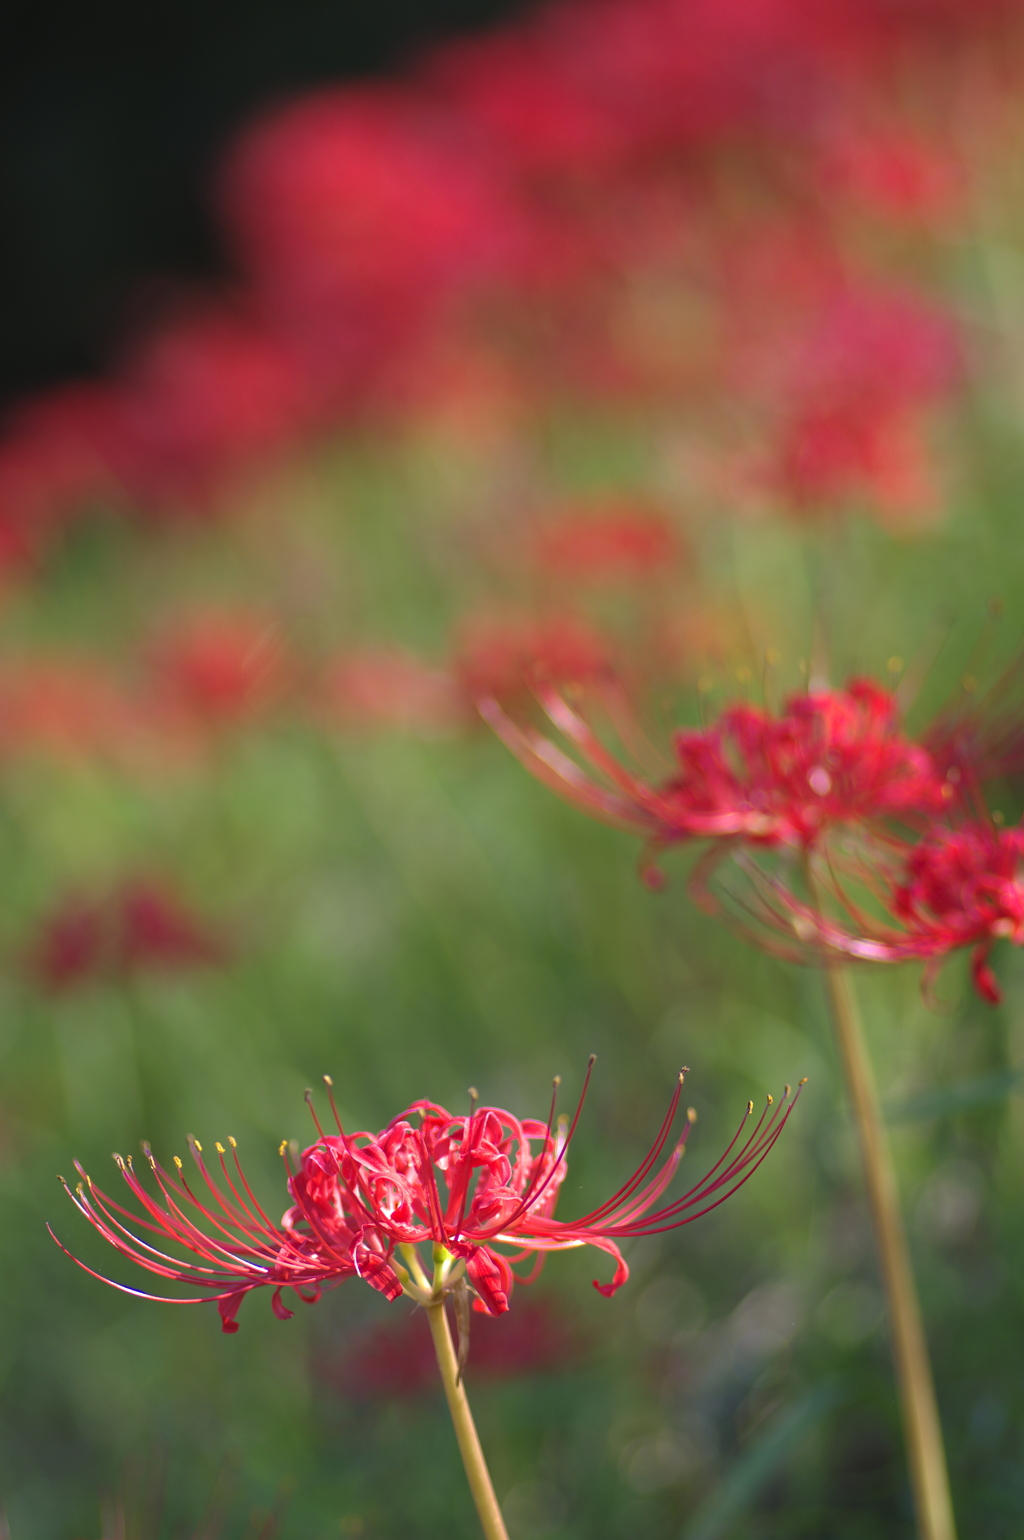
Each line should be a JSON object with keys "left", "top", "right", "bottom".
{"left": 398, "top": 1244, "right": 510, "bottom": 1540}
{"left": 424, "top": 1298, "right": 510, "bottom": 1540}
{"left": 822, "top": 959, "right": 956, "bottom": 1540}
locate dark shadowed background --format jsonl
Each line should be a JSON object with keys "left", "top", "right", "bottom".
{"left": 0, "top": 0, "right": 529, "bottom": 405}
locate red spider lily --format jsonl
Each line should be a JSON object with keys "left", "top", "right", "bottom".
{"left": 771, "top": 402, "right": 940, "bottom": 522}
{"left": 893, "top": 821, "right": 1024, "bottom": 1003}
{"left": 215, "top": 83, "right": 528, "bottom": 396}
{"left": 480, "top": 667, "right": 1024, "bottom": 1000}
{"left": 26, "top": 878, "right": 226, "bottom": 992}
{"left": 105, "top": 304, "right": 321, "bottom": 506}
{"left": 145, "top": 609, "right": 290, "bottom": 726}
{"left": 781, "top": 819, "right": 1024, "bottom": 1005}
{"left": 820, "top": 128, "right": 963, "bottom": 226}
{"left": 52, "top": 1069, "right": 798, "bottom": 1333}
{"left": 454, "top": 614, "right": 613, "bottom": 706}
{"left": 0, "top": 658, "right": 140, "bottom": 766}
{"left": 679, "top": 808, "right": 1024, "bottom": 1005}
{"left": 531, "top": 503, "right": 679, "bottom": 584}
{"left": 480, "top": 674, "right": 950, "bottom": 873}
{"left": 744, "top": 287, "right": 959, "bottom": 520}
{"left": 0, "top": 383, "right": 129, "bottom": 573}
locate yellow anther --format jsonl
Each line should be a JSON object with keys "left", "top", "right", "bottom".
{"left": 798, "top": 1077, "right": 809, "bottom": 1086}
{"left": 215, "top": 1143, "right": 226, "bottom": 1155}
{"left": 279, "top": 1140, "right": 288, "bottom": 1157}
{"left": 192, "top": 1139, "right": 203, "bottom": 1154}
{"left": 324, "top": 1074, "right": 334, "bottom": 1087}
{"left": 228, "top": 1136, "right": 237, "bottom": 1148}
{"left": 686, "top": 1107, "right": 697, "bottom": 1123}
{"left": 766, "top": 1094, "right": 774, "bottom": 1106}
{"left": 173, "top": 1156, "right": 183, "bottom": 1169}
{"left": 784, "top": 1084, "right": 792, "bottom": 1097}
{"left": 746, "top": 1100, "right": 754, "bottom": 1115}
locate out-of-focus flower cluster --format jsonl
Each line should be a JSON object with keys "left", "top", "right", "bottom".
{"left": 2, "top": 0, "right": 1022, "bottom": 1017}
{"left": 481, "top": 659, "right": 1024, "bottom": 1005}
{"left": 25, "top": 877, "right": 225, "bottom": 993}
{"left": 0, "top": 0, "right": 1013, "bottom": 574}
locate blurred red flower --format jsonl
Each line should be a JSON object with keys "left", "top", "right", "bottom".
{"left": 531, "top": 502, "right": 679, "bottom": 583}
{"left": 216, "top": 85, "right": 527, "bottom": 395}
{"left": 480, "top": 674, "right": 949, "bottom": 866}
{"left": 756, "top": 287, "right": 959, "bottom": 516}
{"left": 0, "top": 384, "right": 129, "bottom": 571}
{"left": 455, "top": 614, "right": 613, "bottom": 705}
{"left": 325, "top": 1295, "right": 588, "bottom": 1400}
{"left": 106, "top": 304, "right": 322, "bottom": 505}
{"left": 0, "top": 658, "right": 139, "bottom": 765}
{"left": 27, "top": 878, "right": 225, "bottom": 992}
{"left": 145, "top": 609, "right": 290, "bottom": 726}
{"left": 822, "top": 128, "right": 964, "bottom": 225}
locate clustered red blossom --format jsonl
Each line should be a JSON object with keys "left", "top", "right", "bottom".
{"left": 481, "top": 666, "right": 1024, "bottom": 1004}
{"left": 54, "top": 1072, "right": 798, "bottom": 1333}
{"left": 0, "top": 608, "right": 631, "bottom": 772}
{"left": 663, "top": 680, "right": 949, "bottom": 847}
{"left": 893, "top": 824, "right": 1024, "bottom": 1003}
{"left": 530, "top": 503, "right": 679, "bottom": 584}
{"left": 25, "top": 878, "right": 225, "bottom": 992}
{"left": 0, "top": 0, "right": 1012, "bottom": 572}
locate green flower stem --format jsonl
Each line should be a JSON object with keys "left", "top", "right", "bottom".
{"left": 423, "top": 1254, "right": 510, "bottom": 1540}
{"left": 822, "top": 959, "right": 957, "bottom": 1540}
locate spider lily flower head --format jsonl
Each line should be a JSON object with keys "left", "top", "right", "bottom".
{"left": 893, "top": 820, "right": 1024, "bottom": 1002}
{"left": 691, "top": 810, "right": 1024, "bottom": 1006}
{"left": 455, "top": 613, "right": 613, "bottom": 707}
{"left": 52, "top": 1067, "right": 800, "bottom": 1333}
{"left": 480, "top": 672, "right": 950, "bottom": 878}
{"left": 530, "top": 502, "right": 679, "bottom": 586}
{"left": 26, "top": 877, "right": 225, "bottom": 992}
{"left": 146, "top": 608, "right": 290, "bottom": 727}
{"left": 793, "top": 817, "right": 1024, "bottom": 1006}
